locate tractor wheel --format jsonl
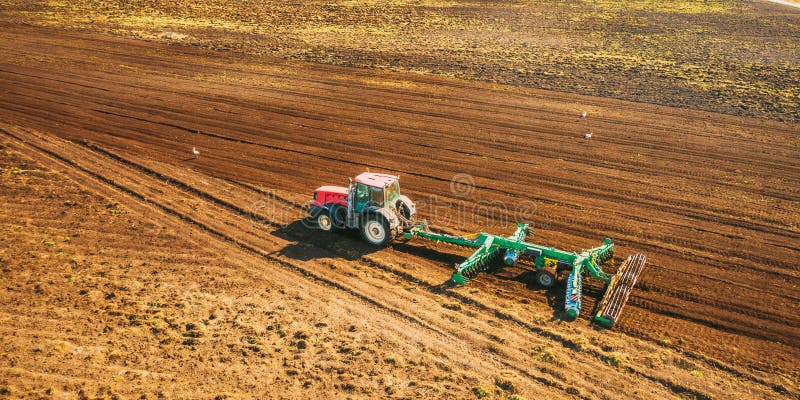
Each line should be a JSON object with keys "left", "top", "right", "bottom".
{"left": 361, "top": 215, "right": 392, "bottom": 246}
{"left": 535, "top": 265, "right": 557, "bottom": 288}
{"left": 316, "top": 210, "right": 334, "bottom": 232}
{"left": 395, "top": 196, "right": 415, "bottom": 226}
{"left": 331, "top": 205, "right": 347, "bottom": 230}
{"left": 397, "top": 201, "right": 412, "bottom": 221}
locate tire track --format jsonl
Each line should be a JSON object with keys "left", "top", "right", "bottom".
{"left": 4, "top": 38, "right": 798, "bottom": 171}
{"left": 5, "top": 28, "right": 795, "bottom": 145}
{"left": 4, "top": 71, "right": 796, "bottom": 235}
{"left": 4, "top": 67, "right": 798, "bottom": 197}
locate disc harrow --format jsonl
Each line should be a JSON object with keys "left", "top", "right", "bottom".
{"left": 564, "top": 268, "right": 583, "bottom": 320}
{"left": 404, "top": 222, "right": 646, "bottom": 328}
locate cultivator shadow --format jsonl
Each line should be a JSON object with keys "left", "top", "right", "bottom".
{"left": 404, "top": 222, "right": 646, "bottom": 328}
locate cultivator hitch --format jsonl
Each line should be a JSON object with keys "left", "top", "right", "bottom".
{"left": 404, "top": 223, "right": 646, "bottom": 328}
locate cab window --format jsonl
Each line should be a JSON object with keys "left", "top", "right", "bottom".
{"left": 385, "top": 181, "right": 400, "bottom": 203}
{"left": 370, "top": 186, "right": 384, "bottom": 204}
{"left": 356, "top": 183, "right": 370, "bottom": 206}
{"left": 356, "top": 183, "right": 384, "bottom": 210}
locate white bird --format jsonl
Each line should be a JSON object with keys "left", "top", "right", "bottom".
{"left": 580, "top": 111, "right": 587, "bottom": 118}
{"left": 192, "top": 146, "right": 200, "bottom": 158}
{"left": 584, "top": 132, "right": 593, "bottom": 139}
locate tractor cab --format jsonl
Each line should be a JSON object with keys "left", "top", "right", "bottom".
{"left": 352, "top": 172, "right": 400, "bottom": 212}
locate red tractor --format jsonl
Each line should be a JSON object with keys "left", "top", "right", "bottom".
{"left": 309, "top": 172, "right": 416, "bottom": 246}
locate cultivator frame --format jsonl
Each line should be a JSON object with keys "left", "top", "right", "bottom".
{"left": 404, "top": 222, "right": 645, "bottom": 328}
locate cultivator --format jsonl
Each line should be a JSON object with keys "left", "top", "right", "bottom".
{"left": 404, "top": 222, "right": 646, "bottom": 328}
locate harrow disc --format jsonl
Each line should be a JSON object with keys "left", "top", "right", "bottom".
{"left": 564, "top": 268, "right": 583, "bottom": 320}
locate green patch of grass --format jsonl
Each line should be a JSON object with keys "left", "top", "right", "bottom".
{"left": 530, "top": 345, "right": 562, "bottom": 366}
{"left": 443, "top": 314, "right": 460, "bottom": 323}
{"left": 601, "top": 353, "right": 623, "bottom": 368}
{"left": 472, "top": 387, "right": 487, "bottom": 398}
{"left": 266, "top": 324, "right": 286, "bottom": 338}
{"left": 494, "top": 378, "right": 515, "bottom": 393}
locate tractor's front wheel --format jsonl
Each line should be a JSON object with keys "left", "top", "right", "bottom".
{"left": 317, "top": 210, "right": 334, "bottom": 232}
{"left": 535, "top": 265, "right": 557, "bottom": 288}
{"left": 361, "top": 215, "right": 392, "bottom": 246}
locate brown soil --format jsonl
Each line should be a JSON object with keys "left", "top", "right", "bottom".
{"left": 2, "top": 0, "right": 799, "bottom": 122}
{"left": 0, "top": 23, "right": 798, "bottom": 399}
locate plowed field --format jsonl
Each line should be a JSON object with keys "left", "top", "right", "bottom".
{"left": 0, "top": 22, "right": 798, "bottom": 399}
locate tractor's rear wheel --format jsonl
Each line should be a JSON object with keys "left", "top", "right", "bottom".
{"left": 361, "top": 215, "right": 391, "bottom": 246}
{"left": 317, "top": 210, "right": 334, "bottom": 232}
{"left": 398, "top": 201, "right": 412, "bottom": 221}
{"left": 535, "top": 265, "right": 557, "bottom": 288}
{"left": 331, "top": 205, "right": 347, "bottom": 229}
{"left": 395, "top": 196, "right": 415, "bottom": 227}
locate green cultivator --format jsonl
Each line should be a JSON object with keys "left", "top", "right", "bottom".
{"left": 404, "top": 222, "right": 646, "bottom": 328}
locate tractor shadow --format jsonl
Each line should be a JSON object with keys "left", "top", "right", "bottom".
{"left": 391, "top": 240, "right": 469, "bottom": 267}
{"left": 390, "top": 241, "right": 476, "bottom": 292}
{"left": 269, "top": 219, "right": 380, "bottom": 262}
{"left": 270, "top": 222, "right": 604, "bottom": 324}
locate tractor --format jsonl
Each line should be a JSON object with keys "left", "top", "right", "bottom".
{"left": 309, "top": 172, "right": 416, "bottom": 246}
